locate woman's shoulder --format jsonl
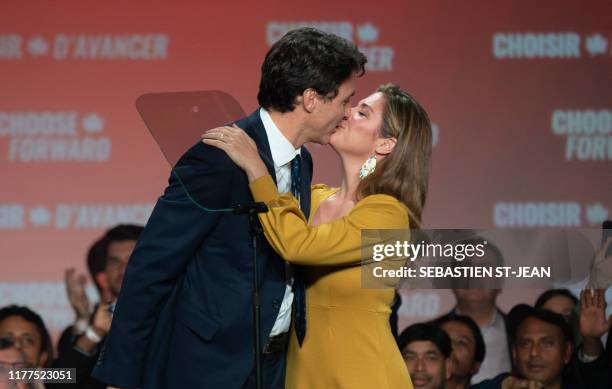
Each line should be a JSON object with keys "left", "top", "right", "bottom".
{"left": 310, "top": 185, "right": 406, "bottom": 210}
{"left": 358, "top": 193, "right": 406, "bottom": 209}
{"left": 355, "top": 193, "right": 410, "bottom": 221}
{"left": 311, "top": 183, "right": 339, "bottom": 199}
{"left": 353, "top": 193, "right": 410, "bottom": 229}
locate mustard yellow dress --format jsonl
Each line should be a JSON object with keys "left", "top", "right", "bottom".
{"left": 250, "top": 175, "right": 413, "bottom": 389}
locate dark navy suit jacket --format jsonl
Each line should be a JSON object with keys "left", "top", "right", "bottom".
{"left": 92, "top": 109, "right": 312, "bottom": 389}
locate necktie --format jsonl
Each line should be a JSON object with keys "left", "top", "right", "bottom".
{"left": 290, "top": 155, "right": 301, "bottom": 201}
{"left": 290, "top": 155, "right": 307, "bottom": 346}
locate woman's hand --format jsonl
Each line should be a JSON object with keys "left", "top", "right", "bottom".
{"left": 201, "top": 124, "right": 268, "bottom": 182}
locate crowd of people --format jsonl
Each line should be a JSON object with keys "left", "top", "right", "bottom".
{"left": 0, "top": 225, "right": 142, "bottom": 389}
{"left": 0, "top": 224, "right": 610, "bottom": 388}
{"left": 397, "top": 241, "right": 612, "bottom": 389}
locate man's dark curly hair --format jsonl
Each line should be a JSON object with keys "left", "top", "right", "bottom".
{"left": 258, "top": 27, "right": 366, "bottom": 113}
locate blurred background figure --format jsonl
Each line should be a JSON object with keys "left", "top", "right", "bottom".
{"left": 399, "top": 322, "right": 452, "bottom": 389}
{"left": 0, "top": 338, "right": 29, "bottom": 389}
{"left": 534, "top": 289, "right": 578, "bottom": 321}
{"left": 474, "top": 307, "right": 575, "bottom": 389}
{"left": 575, "top": 288, "right": 611, "bottom": 389}
{"left": 444, "top": 242, "right": 510, "bottom": 384}
{"left": 0, "top": 306, "right": 52, "bottom": 369}
{"left": 58, "top": 236, "right": 109, "bottom": 350}
{"left": 512, "top": 309, "right": 574, "bottom": 389}
{"left": 51, "top": 224, "right": 143, "bottom": 389}
{"left": 479, "top": 287, "right": 612, "bottom": 389}
{"left": 432, "top": 314, "right": 485, "bottom": 389}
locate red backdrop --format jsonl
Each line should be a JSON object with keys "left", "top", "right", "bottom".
{"left": 1, "top": 0, "right": 610, "bottom": 337}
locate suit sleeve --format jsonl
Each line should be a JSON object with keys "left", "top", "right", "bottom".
{"left": 249, "top": 174, "right": 409, "bottom": 266}
{"left": 49, "top": 337, "right": 99, "bottom": 389}
{"left": 91, "top": 142, "right": 237, "bottom": 389}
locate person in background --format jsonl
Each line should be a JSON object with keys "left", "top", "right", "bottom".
{"left": 399, "top": 323, "right": 452, "bottom": 389}
{"left": 58, "top": 236, "right": 109, "bottom": 352}
{"left": 576, "top": 288, "right": 611, "bottom": 389}
{"left": 447, "top": 242, "right": 510, "bottom": 383}
{"left": 432, "top": 314, "right": 485, "bottom": 389}
{"left": 51, "top": 225, "right": 143, "bottom": 389}
{"left": 534, "top": 289, "right": 577, "bottom": 321}
{"left": 474, "top": 307, "right": 576, "bottom": 389}
{"left": 0, "top": 306, "right": 52, "bottom": 369}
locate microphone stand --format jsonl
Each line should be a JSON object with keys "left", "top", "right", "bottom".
{"left": 233, "top": 201, "right": 269, "bottom": 389}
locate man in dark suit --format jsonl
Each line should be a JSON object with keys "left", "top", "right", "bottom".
{"left": 92, "top": 28, "right": 366, "bottom": 389}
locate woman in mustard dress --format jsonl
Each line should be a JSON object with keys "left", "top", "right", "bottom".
{"left": 203, "top": 84, "right": 432, "bottom": 388}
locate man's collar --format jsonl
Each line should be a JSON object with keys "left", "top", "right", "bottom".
{"left": 259, "top": 108, "right": 301, "bottom": 167}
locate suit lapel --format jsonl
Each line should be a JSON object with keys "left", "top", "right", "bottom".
{"left": 244, "top": 109, "right": 277, "bottom": 185}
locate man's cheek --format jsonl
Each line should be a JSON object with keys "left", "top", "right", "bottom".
{"left": 423, "top": 361, "right": 437, "bottom": 376}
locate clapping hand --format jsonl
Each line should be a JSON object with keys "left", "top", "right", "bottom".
{"left": 65, "top": 267, "right": 90, "bottom": 320}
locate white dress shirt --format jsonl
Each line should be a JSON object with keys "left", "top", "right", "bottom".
{"left": 260, "top": 108, "right": 301, "bottom": 336}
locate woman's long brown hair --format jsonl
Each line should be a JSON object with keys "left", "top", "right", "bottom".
{"left": 357, "top": 84, "right": 432, "bottom": 228}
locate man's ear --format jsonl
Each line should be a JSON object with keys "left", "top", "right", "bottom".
{"left": 301, "top": 88, "right": 319, "bottom": 113}
{"left": 375, "top": 137, "right": 397, "bottom": 156}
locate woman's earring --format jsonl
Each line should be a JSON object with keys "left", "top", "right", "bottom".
{"left": 359, "top": 155, "right": 377, "bottom": 179}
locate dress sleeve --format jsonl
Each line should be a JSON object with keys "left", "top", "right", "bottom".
{"left": 249, "top": 175, "right": 409, "bottom": 266}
